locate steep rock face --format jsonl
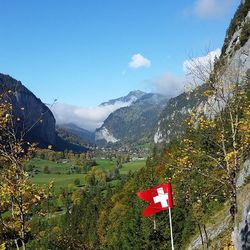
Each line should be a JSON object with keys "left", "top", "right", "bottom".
{"left": 234, "top": 160, "right": 250, "bottom": 249}
{"left": 186, "top": 169, "right": 250, "bottom": 250}
{"left": 96, "top": 93, "right": 168, "bottom": 146}
{"left": 155, "top": 1, "right": 250, "bottom": 145}
{"left": 0, "top": 73, "right": 56, "bottom": 145}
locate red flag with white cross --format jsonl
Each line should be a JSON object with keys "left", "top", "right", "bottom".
{"left": 137, "top": 183, "right": 173, "bottom": 217}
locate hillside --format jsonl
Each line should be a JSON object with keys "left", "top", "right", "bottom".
{"left": 96, "top": 93, "right": 168, "bottom": 146}
{"left": 154, "top": 0, "right": 250, "bottom": 146}
{"left": 0, "top": 1, "right": 249, "bottom": 249}
{"left": 57, "top": 123, "right": 95, "bottom": 145}
{"left": 100, "top": 90, "right": 146, "bottom": 106}
{"left": 0, "top": 73, "right": 56, "bottom": 146}
{"left": 0, "top": 73, "right": 88, "bottom": 152}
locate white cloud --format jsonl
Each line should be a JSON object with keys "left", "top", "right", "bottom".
{"left": 183, "top": 49, "right": 221, "bottom": 82}
{"left": 194, "top": 0, "right": 233, "bottom": 18}
{"left": 129, "top": 53, "right": 151, "bottom": 69}
{"left": 151, "top": 49, "right": 221, "bottom": 96}
{"left": 151, "top": 72, "right": 185, "bottom": 97}
{"left": 183, "top": 49, "right": 221, "bottom": 72}
{"left": 51, "top": 100, "right": 135, "bottom": 131}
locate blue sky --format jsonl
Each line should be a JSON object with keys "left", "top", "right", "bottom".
{"left": 0, "top": 0, "right": 239, "bottom": 108}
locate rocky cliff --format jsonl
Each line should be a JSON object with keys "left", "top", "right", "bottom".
{"left": 154, "top": 0, "right": 250, "bottom": 146}
{"left": 183, "top": 1, "right": 250, "bottom": 249}
{"left": 0, "top": 73, "right": 56, "bottom": 146}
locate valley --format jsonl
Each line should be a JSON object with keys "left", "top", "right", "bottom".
{"left": 27, "top": 157, "right": 146, "bottom": 189}
{"left": 0, "top": 0, "right": 250, "bottom": 249}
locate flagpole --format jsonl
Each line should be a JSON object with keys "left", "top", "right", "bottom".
{"left": 168, "top": 207, "right": 174, "bottom": 250}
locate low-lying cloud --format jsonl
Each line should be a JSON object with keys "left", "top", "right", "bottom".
{"left": 52, "top": 50, "right": 221, "bottom": 130}
{"left": 129, "top": 54, "right": 151, "bottom": 69}
{"left": 51, "top": 100, "right": 134, "bottom": 131}
{"left": 151, "top": 49, "right": 221, "bottom": 96}
{"left": 152, "top": 72, "right": 185, "bottom": 97}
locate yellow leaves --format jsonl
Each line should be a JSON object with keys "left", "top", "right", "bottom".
{"left": 52, "top": 226, "right": 61, "bottom": 235}
{"left": 183, "top": 138, "right": 193, "bottom": 144}
{"left": 71, "top": 189, "right": 84, "bottom": 205}
{"left": 203, "top": 89, "right": 214, "bottom": 97}
{"left": 223, "top": 244, "right": 235, "bottom": 250}
{"left": 0, "top": 243, "right": 5, "bottom": 250}
{"left": 0, "top": 162, "right": 46, "bottom": 239}
{"left": 178, "top": 155, "right": 190, "bottom": 166}
{"left": 225, "top": 151, "right": 237, "bottom": 162}
{"left": 33, "top": 194, "right": 41, "bottom": 202}
{"left": 48, "top": 181, "right": 54, "bottom": 189}
{"left": 197, "top": 116, "right": 216, "bottom": 130}
{"left": 48, "top": 145, "right": 52, "bottom": 150}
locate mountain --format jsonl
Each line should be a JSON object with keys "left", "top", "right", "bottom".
{"left": 0, "top": 73, "right": 56, "bottom": 146}
{"left": 100, "top": 90, "right": 146, "bottom": 106}
{"left": 0, "top": 73, "right": 88, "bottom": 152}
{"left": 57, "top": 123, "right": 95, "bottom": 144}
{"left": 95, "top": 93, "right": 168, "bottom": 146}
{"left": 51, "top": 90, "right": 146, "bottom": 139}
{"left": 154, "top": 0, "right": 250, "bottom": 145}
{"left": 154, "top": 86, "right": 207, "bottom": 144}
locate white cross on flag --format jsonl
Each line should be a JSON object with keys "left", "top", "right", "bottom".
{"left": 137, "top": 183, "right": 173, "bottom": 217}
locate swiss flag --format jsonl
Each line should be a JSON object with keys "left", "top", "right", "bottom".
{"left": 137, "top": 183, "right": 173, "bottom": 217}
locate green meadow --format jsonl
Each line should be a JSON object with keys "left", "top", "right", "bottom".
{"left": 27, "top": 158, "right": 146, "bottom": 189}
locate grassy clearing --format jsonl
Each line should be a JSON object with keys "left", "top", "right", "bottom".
{"left": 27, "top": 158, "right": 146, "bottom": 190}
{"left": 95, "top": 159, "right": 146, "bottom": 174}
{"left": 31, "top": 173, "right": 85, "bottom": 189}
{"left": 26, "top": 158, "right": 72, "bottom": 173}
{"left": 120, "top": 160, "right": 146, "bottom": 175}
{"left": 27, "top": 158, "right": 84, "bottom": 190}
{"left": 95, "top": 159, "right": 116, "bottom": 171}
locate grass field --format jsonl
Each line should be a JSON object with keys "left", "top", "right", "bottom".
{"left": 95, "top": 159, "right": 116, "bottom": 171}
{"left": 26, "top": 158, "right": 72, "bottom": 173}
{"left": 120, "top": 160, "right": 146, "bottom": 175}
{"left": 31, "top": 173, "right": 85, "bottom": 189}
{"left": 27, "top": 158, "right": 146, "bottom": 189}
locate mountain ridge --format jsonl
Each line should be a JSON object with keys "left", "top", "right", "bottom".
{"left": 95, "top": 93, "right": 169, "bottom": 146}
{"left": 99, "top": 90, "right": 146, "bottom": 106}
{"left": 0, "top": 73, "right": 88, "bottom": 152}
{"left": 0, "top": 73, "right": 56, "bottom": 146}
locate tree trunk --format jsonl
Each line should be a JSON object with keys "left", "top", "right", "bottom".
{"left": 203, "top": 224, "right": 209, "bottom": 249}
{"left": 14, "top": 239, "right": 20, "bottom": 250}
{"left": 198, "top": 223, "right": 204, "bottom": 249}
{"left": 229, "top": 173, "right": 237, "bottom": 227}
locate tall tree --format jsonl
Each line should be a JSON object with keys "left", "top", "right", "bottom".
{"left": 0, "top": 91, "right": 46, "bottom": 249}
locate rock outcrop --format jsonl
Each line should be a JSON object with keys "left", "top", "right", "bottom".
{"left": 0, "top": 73, "right": 56, "bottom": 146}
{"left": 154, "top": 0, "right": 250, "bottom": 146}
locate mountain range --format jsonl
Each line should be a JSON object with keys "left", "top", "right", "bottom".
{"left": 1, "top": 0, "right": 249, "bottom": 152}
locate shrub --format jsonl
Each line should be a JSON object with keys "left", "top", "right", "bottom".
{"left": 43, "top": 166, "right": 50, "bottom": 174}
{"left": 74, "top": 178, "right": 80, "bottom": 186}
